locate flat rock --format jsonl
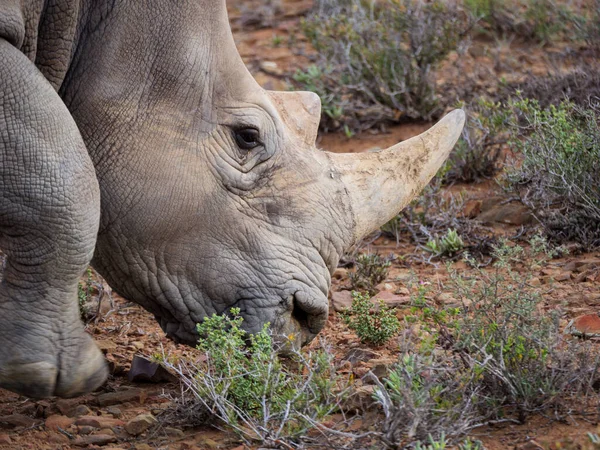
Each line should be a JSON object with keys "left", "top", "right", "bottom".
{"left": 0, "top": 433, "right": 11, "bottom": 445}
{"left": 373, "top": 291, "right": 410, "bottom": 307}
{"left": 55, "top": 398, "right": 82, "bottom": 417}
{"left": 0, "top": 413, "right": 39, "bottom": 429}
{"left": 74, "top": 415, "right": 125, "bottom": 429}
{"left": 128, "top": 355, "right": 177, "bottom": 383}
{"left": 125, "top": 413, "right": 157, "bottom": 436}
{"left": 45, "top": 415, "right": 74, "bottom": 431}
{"left": 565, "top": 314, "right": 600, "bottom": 337}
{"left": 96, "top": 389, "right": 142, "bottom": 406}
{"left": 331, "top": 290, "right": 353, "bottom": 312}
{"left": 72, "top": 434, "right": 117, "bottom": 447}
{"left": 342, "top": 348, "right": 378, "bottom": 365}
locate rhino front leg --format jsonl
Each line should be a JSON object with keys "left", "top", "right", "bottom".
{"left": 0, "top": 38, "right": 107, "bottom": 398}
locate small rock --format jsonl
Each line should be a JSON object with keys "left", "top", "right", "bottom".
{"left": 75, "top": 415, "right": 125, "bottom": 429}
{"left": 530, "top": 277, "right": 542, "bottom": 287}
{"left": 128, "top": 355, "right": 177, "bottom": 383}
{"left": 555, "top": 271, "right": 572, "bottom": 282}
{"left": 373, "top": 290, "right": 410, "bottom": 307}
{"left": 134, "top": 444, "right": 154, "bottom": 450}
{"left": 331, "top": 290, "right": 353, "bottom": 312}
{"left": 125, "top": 413, "right": 157, "bottom": 436}
{"left": 96, "top": 389, "right": 142, "bottom": 406}
{"left": 77, "top": 425, "right": 96, "bottom": 435}
{"left": 72, "top": 434, "right": 117, "bottom": 447}
{"left": 106, "top": 406, "right": 123, "bottom": 418}
{"left": 396, "top": 286, "right": 410, "bottom": 296}
{"left": 96, "top": 340, "right": 118, "bottom": 353}
{"left": 0, "top": 433, "right": 11, "bottom": 445}
{"left": 73, "top": 405, "right": 93, "bottom": 417}
{"left": 45, "top": 415, "right": 74, "bottom": 431}
{"left": 0, "top": 413, "right": 38, "bottom": 429}
{"left": 565, "top": 314, "right": 600, "bottom": 338}
{"left": 47, "top": 432, "right": 70, "bottom": 445}
{"left": 342, "top": 348, "right": 378, "bottom": 365}
{"left": 56, "top": 398, "right": 81, "bottom": 417}
{"left": 516, "top": 440, "right": 544, "bottom": 450}
{"left": 259, "top": 61, "right": 283, "bottom": 76}
{"left": 164, "top": 427, "right": 185, "bottom": 438}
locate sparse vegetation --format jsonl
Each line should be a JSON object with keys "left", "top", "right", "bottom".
{"left": 349, "top": 253, "right": 391, "bottom": 294}
{"left": 78, "top": 267, "right": 94, "bottom": 321}
{"left": 340, "top": 291, "right": 401, "bottom": 345}
{"left": 367, "top": 238, "right": 599, "bottom": 447}
{"left": 504, "top": 98, "right": 600, "bottom": 249}
{"left": 159, "top": 308, "right": 350, "bottom": 447}
{"left": 425, "top": 228, "right": 465, "bottom": 258}
{"left": 294, "top": 0, "right": 470, "bottom": 131}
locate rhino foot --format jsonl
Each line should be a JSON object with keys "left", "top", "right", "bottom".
{"left": 0, "top": 331, "right": 107, "bottom": 399}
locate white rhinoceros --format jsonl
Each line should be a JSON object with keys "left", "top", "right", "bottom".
{"left": 0, "top": 0, "right": 464, "bottom": 398}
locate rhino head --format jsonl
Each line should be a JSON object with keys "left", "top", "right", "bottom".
{"left": 0, "top": 0, "right": 464, "bottom": 399}
{"left": 70, "top": 0, "right": 465, "bottom": 348}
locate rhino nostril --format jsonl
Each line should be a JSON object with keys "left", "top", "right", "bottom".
{"left": 291, "top": 291, "right": 327, "bottom": 346}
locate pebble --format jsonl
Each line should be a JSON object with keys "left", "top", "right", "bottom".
{"left": 125, "top": 413, "right": 157, "bottom": 436}
{"left": 44, "top": 414, "right": 74, "bottom": 431}
{"left": 72, "top": 434, "right": 117, "bottom": 447}
{"left": 96, "top": 389, "right": 142, "bottom": 406}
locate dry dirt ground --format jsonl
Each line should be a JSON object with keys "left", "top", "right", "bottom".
{"left": 1, "top": 1, "right": 600, "bottom": 449}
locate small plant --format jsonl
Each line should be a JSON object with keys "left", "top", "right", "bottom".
{"left": 78, "top": 267, "right": 94, "bottom": 321}
{"left": 295, "top": 0, "right": 470, "bottom": 132}
{"left": 442, "top": 101, "right": 510, "bottom": 183}
{"left": 341, "top": 291, "right": 401, "bottom": 345}
{"left": 425, "top": 229, "right": 465, "bottom": 257}
{"left": 159, "top": 309, "right": 350, "bottom": 446}
{"left": 349, "top": 253, "right": 391, "bottom": 294}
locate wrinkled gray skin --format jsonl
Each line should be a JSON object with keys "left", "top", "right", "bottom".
{"left": 0, "top": 0, "right": 464, "bottom": 398}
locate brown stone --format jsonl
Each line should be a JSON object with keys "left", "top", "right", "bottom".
{"left": 96, "top": 340, "right": 118, "bottom": 352}
{"left": 565, "top": 314, "right": 600, "bottom": 338}
{"left": 96, "top": 389, "right": 142, "bottom": 406}
{"left": 0, "top": 433, "right": 11, "bottom": 445}
{"left": 0, "top": 413, "right": 38, "bottom": 429}
{"left": 56, "top": 398, "right": 81, "bottom": 417}
{"left": 73, "top": 405, "right": 93, "bottom": 417}
{"left": 477, "top": 200, "right": 534, "bottom": 225}
{"left": 74, "top": 415, "right": 125, "bottom": 429}
{"left": 373, "top": 290, "right": 410, "bottom": 307}
{"left": 555, "top": 271, "right": 572, "bottom": 282}
{"left": 45, "top": 415, "right": 74, "bottom": 431}
{"left": 331, "top": 290, "right": 353, "bottom": 312}
{"left": 47, "top": 432, "right": 70, "bottom": 445}
{"left": 72, "top": 434, "right": 117, "bottom": 447}
{"left": 164, "top": 427, "right": 185, "bottom": 438}
{"left": 125, "top": 413, "right": 157, "bottom": 436}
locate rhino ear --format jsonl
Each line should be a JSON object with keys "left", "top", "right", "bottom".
{"left": 328, "top": 109, "right": 466, "bottom": 243}
{"left": 267, "top": 91, "right": 321, "bottom": 146}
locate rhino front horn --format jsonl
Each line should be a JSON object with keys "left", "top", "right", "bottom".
{"left": 328, "top": 109, "right": 466, "bottom": 244}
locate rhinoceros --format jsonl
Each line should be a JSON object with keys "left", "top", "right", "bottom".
{"left": 0, "top": 0, "right": 464, "bottom": 398}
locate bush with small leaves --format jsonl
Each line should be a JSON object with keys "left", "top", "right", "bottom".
{"left": 341, "top": 291, "right": 401, "bottom": 345}
{"left": 158, "top": 308, "right": 350, "bottom": 446}
{"left": 294, "top": 0, "right": 470, "bottom": 132}
{"left": 504, "top": 98, "right": 600, "bottom": 249}
{"left": 349, "top": 253, "right": 391, "bottom": 295}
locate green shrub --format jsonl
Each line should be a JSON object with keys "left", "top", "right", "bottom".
{"left": 373, "top": 237, "right": 598, "bottom": 446}
{"left": 442, "top": 101, "right": 511, "bottom": 183}
{"left": 425, "top": 229, "right": 465, "bottom": 258}
{"left": 160, "top": 308, "right": 349, "bottom": 446}
{"left": 78, "top": 267, "right": 94, "bottom": 321}
{"left": 341, "top": 291, "right": 401, "bottom": 345}
{"left": 295, "top": 0, "right": 469, "bottom": 132}
{"left": 349, "top": 253, "right": 391, "bottom": 294}
{"left": 463, "top": 0, "right": 571, "bottom": 43}
{"left": 505, "top": 98, "right": 600, "bottom": 249}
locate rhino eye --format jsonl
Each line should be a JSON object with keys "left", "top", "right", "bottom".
{"left": 234, "top": 128, "right": 261, "bottom": 151}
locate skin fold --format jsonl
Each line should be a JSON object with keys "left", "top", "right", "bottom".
{"left": 0, "top": 0, "right": 464, "bottom": 398}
